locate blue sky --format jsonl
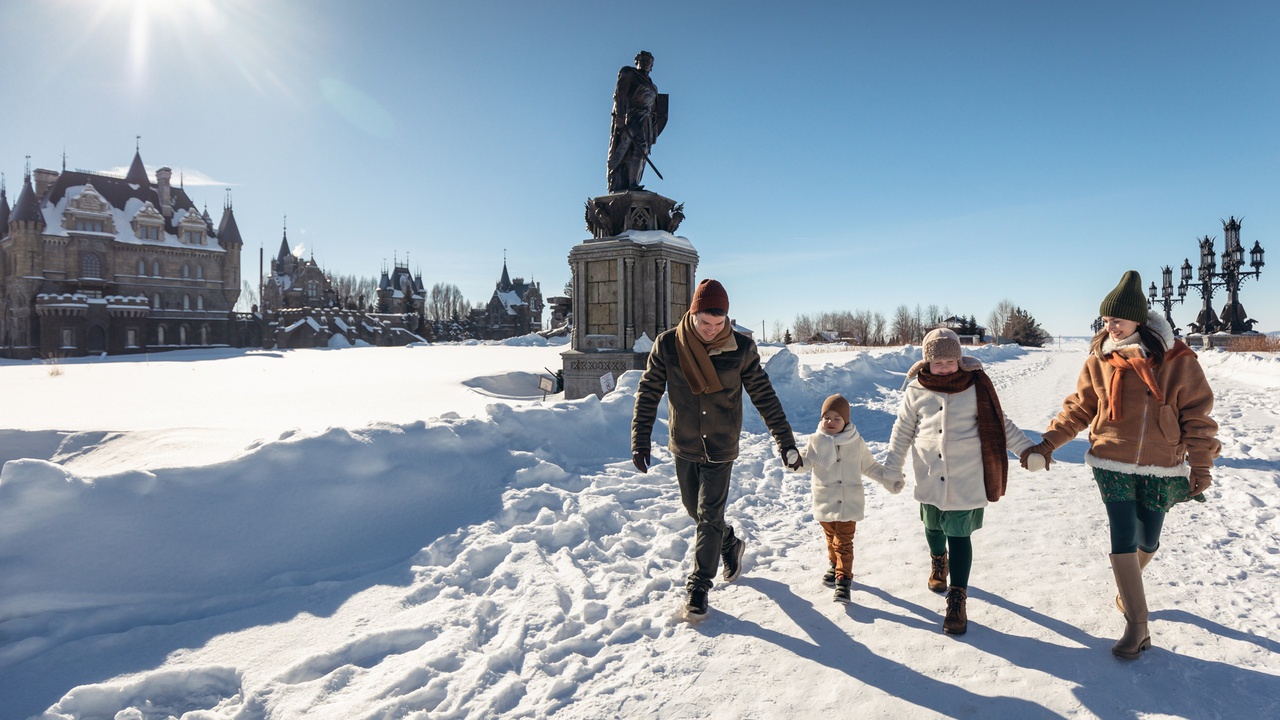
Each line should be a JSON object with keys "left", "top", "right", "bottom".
{"left": 4, "top": 0, "right": 1277, "bottom": 336}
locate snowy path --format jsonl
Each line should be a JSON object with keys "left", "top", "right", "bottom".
{"left": 2, "top": 341, "right": 1278, "bottom": 719}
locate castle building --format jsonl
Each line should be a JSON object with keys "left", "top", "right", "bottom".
{"left": 478, "top": 260, "right": 543, "bottom": 339}
{"left": 0, "top": 150, "right": 243, "bottom": 358}
{"left": 377, "top": 262, "right": 425, "bottom": 314}
{"left": 261, "top": 228, "right": 334, "bottom": 312}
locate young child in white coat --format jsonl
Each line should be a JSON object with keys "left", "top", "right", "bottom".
{"left": 883, "top": 329, "right": 1042, "bottom": 634}
{"left": 790, "top": 394, "right": 904, "bottom": 603}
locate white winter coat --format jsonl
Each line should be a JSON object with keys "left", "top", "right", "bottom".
{"left": 789, "top": 422, "right": 902, "bottom": 522}
{"left": 884, "top": 357, "right": 1034, "bottom": 511}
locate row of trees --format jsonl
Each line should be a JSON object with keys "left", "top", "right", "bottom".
{"left": 785, "top": 300, "right": 1049, "bottom": 347}
{"left": 327, "top": 275, "right": 473, "bottom": 322}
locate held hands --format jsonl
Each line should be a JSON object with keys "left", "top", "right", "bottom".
{"left": 632, "top": 449, "right": 651, "bottom": 474}
{"left": 781, "top": 445, "right": 803, "bottom": 471}
{"left": 888, "top": 474, "right": 906, "bottom": 495}
{"left": 1019, "top": 441, "right": 1054, "bottom": 471}
{"left": 1189, "top": 466, "right": 1212, "bottom": 499}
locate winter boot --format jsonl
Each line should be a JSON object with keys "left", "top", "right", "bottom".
{"left": 684, "top": 588, "right": 709, "bottom": 619}
{"left": 722, "top": 536, "right": 746, "bottom": 582}
{"left": 943, "top": 586, "right": 968, "bottom": 635}
{"left": 1111, "top": 553, "right": 1152, "bottom": 659}
{"left": 822, "top": 564, "right": 838, "bottom": 588}
{"left": 1115, "top": 546, "right": 1157, "bottom": 613}
{"left": 833, "top": 577, "right": 852, "bottom": 604}
{"left": 928, "top": 553, "right": 949, "bottom": 593}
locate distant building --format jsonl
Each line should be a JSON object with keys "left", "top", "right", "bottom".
{"left": 478, "top": 260, "right": 543, "bottom": 339}
{"left": 931, "top": 315, "right": 987, "bottom": 345}
{"left": 261, "top": 228, "right": 333, "bottom": 312}
{"left": 0, "top": 150, "right": 243, "bottom": 358}
{"left": 376, "top": 261, "right": 424, "bottom": 314}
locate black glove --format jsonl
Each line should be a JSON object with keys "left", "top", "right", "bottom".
{"left": 781, "top": 445, "right": 802, "bottom": 471}
{"left": 632, "top": 449, "right": 651, "bottom": 474}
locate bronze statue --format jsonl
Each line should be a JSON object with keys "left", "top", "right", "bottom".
{"left": 607, "top": 51, "right": 668, "bottom": 193}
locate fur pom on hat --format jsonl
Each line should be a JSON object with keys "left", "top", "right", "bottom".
{"left": 690, "top": 279, "right": 729, "bottom": 315}
{"left": 821, "top": 394, "right": 851, "bottom": 427}
{"left": 922, "top": 328, "right": 963, "bottom": 364}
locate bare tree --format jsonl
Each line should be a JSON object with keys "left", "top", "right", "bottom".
{"left": 891, "top": 305, "right": 913, "bottom": 345}
{"left": 871, "top": 312, "right": 887, "bottom": 346}
{"left": 771, "top": 320, "right": 784, "bottom": 343}
{"left": 988, "top": 299, "right": 1017, "bottom": 341}
{"left": 235, "top": 280, "right": 259, "bottom": 312}
{"left": 429, "top": 283, "right": 469, "bottom": 321}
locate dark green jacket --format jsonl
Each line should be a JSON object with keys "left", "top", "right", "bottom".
{"left": 632, "top": 328, "right": 794, "bottom": 463}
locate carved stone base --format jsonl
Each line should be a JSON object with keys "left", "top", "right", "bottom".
{"left": 561, "top": 348, "right": 648, "bottom": 400}
{"left": 585, "top": 190, "right": 684, "bottom": 239}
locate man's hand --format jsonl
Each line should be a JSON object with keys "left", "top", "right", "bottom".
{"left": 632, "top": 449, "right": 651, "bottom": 474}
{"left": 781, "top": 445, "right": 802, "bottom": 471}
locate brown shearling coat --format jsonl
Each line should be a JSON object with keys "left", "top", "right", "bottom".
{"left": 1040, "top": 340, "right": 1220, "bottom": 473}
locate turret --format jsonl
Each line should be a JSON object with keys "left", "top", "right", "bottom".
{"left": 218, "top": 202, "right": 245, "bottom": 307}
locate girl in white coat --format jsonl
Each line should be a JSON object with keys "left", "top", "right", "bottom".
{"left": 791, "top": 394, "right": 904, "bottom": 603}
{"left": 884, "top": 329, "right": 1039, "bottom": 634}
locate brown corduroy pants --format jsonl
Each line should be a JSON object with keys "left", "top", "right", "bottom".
{"left": 819, "top": 520, "right": 857, "bottom": 579}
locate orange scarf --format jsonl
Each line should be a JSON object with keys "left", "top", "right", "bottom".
{"left": 674, "top": 312, "right": 731, "bottom": 394}
{"left": 1103, "top": 341, "right": 1196, "bottom": 421}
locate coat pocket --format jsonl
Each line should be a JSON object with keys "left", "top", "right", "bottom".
{"left": 1157, "top": 405, "right": 1180, "bottom": 443}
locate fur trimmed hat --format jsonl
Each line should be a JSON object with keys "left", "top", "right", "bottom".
{"left": 1099, "top": 270, "right": 1149, "bottom": 324}
{"left": 922, "top": 328, "right": 963, "bottom": 364}
{"left": 821, "top": 394, "right": 850, "bottom": 426}
{"left": 690, "top": 278, "right": 729, "bottom": 315}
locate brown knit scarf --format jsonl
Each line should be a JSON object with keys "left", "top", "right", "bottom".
{"left": 917, "top": 368, "right": 1010, "bottom": 502}
{"left": 674, "top": 312, "right": 732, "bottom": 394}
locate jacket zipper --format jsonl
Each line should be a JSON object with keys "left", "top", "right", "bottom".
{"left": 1135, "top": 388, "right": 1151, "bottom": 464}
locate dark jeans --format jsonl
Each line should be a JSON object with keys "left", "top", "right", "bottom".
{"left": 675, "top": 457, "right": 738, "bottom": 592}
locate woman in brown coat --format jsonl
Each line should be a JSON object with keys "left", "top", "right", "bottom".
{"left": 1023, "top": 271, "right": 1219, "bottom": 659}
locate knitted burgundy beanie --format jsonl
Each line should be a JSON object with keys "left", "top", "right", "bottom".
{"left": 689, "top": 279, "right": 729, "bottom": 315}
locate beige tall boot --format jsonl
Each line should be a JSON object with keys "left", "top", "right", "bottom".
{"left": 1115, "top": 546, "right": 1157, "bottom": 613}
{"left": 1111, "top": 553, "right": 1152, "bottom": 659}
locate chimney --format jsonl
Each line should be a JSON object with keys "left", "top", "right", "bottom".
{"left": 156, "top": 166, "right": 173, "bottom": 218}
{"left": 33, "top": 168, "right": 58, "bottom": 197}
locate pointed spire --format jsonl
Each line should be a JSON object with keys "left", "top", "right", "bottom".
{"left": 0, "top": 175, "right": 10, "bottom": 231}
{"left": 218, "top": 203, "right": 244, "bottom": 246}
{"left": 125, "top": 147, "right": 149, "bottom": 185}
{"left": 10, "top": 172, "right": 44, "bottom": 225}
{"left": 276, "top": 216, "right": 291, "bottom": 264}
{"left": 499, "top": 257, "right": 512, "bottom": 292}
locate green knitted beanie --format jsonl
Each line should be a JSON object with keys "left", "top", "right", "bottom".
{"left": 1099, "top": 271, "right": 1148, "bottom": 323}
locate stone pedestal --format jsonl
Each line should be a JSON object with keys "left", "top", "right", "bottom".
{"left": 562, "top": 190, "right": 698, "bottom": 399}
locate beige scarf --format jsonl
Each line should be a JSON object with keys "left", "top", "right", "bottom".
{"left": 674, "top": 312, "right": 732, "bottom": 394}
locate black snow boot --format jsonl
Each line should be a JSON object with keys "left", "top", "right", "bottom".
{"left": 685, "top": 588, "right": 709, "bottom": 618}
{"left": 722, "top": 536, "right": 746, "bottom": 582}
{"left": 822, "top": 564, "right": 838, "bottom": 587}
{"left": 834, "top": 577, "right": 852, "bottom": 604}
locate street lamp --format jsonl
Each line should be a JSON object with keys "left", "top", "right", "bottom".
{"left": 1183, "top": 216, "right": 1266, "bottom": 336}
{"left": 1149, "top": 264, "right": 1187, "bottom": 336}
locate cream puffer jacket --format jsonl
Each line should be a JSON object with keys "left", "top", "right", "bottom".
{"left": 884, "top": 356, "right": 1034, "bottom": 511}
{"left": 789, "top": 422, "right": 904, "bottom": 522}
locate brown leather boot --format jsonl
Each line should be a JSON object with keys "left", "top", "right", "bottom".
{"left": 1115, "top": 546, "right": 1156, "bottom": 613}
{"left": 943, "top": 586, "right": 967, "bottom": 635}
{"left": 928, "top": 553, "right": 948, "bottom": 593}
{"left": 1111, "top": 553, "right": 1152, "bottom": 659}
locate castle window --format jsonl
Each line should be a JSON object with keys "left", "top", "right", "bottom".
{"left": 200, "top": 325, "right": 209, "bottom": 346}
{"left": 138, "top": 260, "right": 146, "bottom": 275}
{"left": 61, "top": 328, "right": 75, "bottom": 349}
{"left": 82, "top": 253, "right": 103, "bottom": 279}
{"left": 126, "top": 329, "right": 138, "bottom": 348}
{"left": 153, "top": 260, "right": 161, "bottom": 276}
{"left": 138, "top": 226, "right": 161, "bottom": 241}
{"left": 185, "top": 230, "right": 204, "bottom": 245}
{"left": 183, "top": 264, "right": 190, "bottom": 278}
{"left": 197, "top": 295, "right": 204, "bottom": 310}
{"left": 197, "top": 265, "right": 204, "bottom": 280}
{"left": 158, "top": 326, "right": 166, "bottom": 345}
{"left": 153, "top": 294, "right": 161, "bottom": 309}
{"left": 183, "top": 295, "right": 191, "bottom": 310}
{"left": 179, "top": 326, "right": 188, "bottom": 345}
{"left": 76, "top": 219, "right": 105, "bottom": 233}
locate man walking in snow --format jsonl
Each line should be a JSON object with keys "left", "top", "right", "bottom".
{"left": 631, "top": 279, "right": 800, "bottom": 618}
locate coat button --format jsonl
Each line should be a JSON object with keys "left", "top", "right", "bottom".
{"left": 702, "top": 434, "right": 707, "bottom": 438}
{"left": 941, "top": 477, "right": 946, "bottom": 481}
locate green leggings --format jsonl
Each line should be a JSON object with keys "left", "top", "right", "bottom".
{"left": 925, "top": 529, "right": 972, "bottom": 589}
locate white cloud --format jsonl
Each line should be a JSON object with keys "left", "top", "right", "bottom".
{"left": 100, "top": 165, "right": 233, "bottom": 187}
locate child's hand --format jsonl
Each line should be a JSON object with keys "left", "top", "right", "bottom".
{"left": 1025, "top": 453, "right": 1047, "bottom": 472}
{"left": 889, "top": 475, "right": 905, "bottom": 494}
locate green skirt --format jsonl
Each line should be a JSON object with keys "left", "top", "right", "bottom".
{"left": 1092, "top": 467, "right": 1194, "bottom": 513}
{"left": 920, "top": 504, "right": 984, "bottom": 537}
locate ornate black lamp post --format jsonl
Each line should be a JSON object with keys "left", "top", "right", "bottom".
{"left": 1183, "top": 217, "right": 1266, "bottom": 335}
{"left": 1147, "top": 265, "right": 1188, "bottom": 336}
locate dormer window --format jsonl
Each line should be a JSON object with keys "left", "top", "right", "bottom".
{"left": 133, "top": 201, "right": 165, "bottom": 242}
{"left": 185, "top": 230, "right": 205, "bottom": 245}
{"left": 140, "top": 226, "right": 161, "bottom": 241}
{"left": 76, "top": 219, "right": 105, "bottom": 232}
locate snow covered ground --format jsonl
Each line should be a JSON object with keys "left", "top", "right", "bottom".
{"left": 1, "top": 337, "right": 1277, "bottom": 719}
